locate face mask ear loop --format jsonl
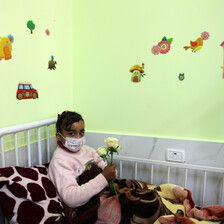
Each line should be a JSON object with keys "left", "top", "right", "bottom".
{"left": 59, "top": 133, "right": 66, "bottom": 140}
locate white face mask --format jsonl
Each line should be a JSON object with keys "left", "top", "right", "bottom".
{"left": 59, "top": 134, "right": 86, "bottom": 152}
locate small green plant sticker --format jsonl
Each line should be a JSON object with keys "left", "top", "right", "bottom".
{"left": 27, "top": 20, "right": 35, "bottom": 34}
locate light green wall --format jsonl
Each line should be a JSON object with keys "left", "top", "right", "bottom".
{"left": 1, "top": 0, "right": 224, "bottom": 143}
{"left": 73, "top": 0, "right": 224, "bottom": 142}
{"left": 0, "top": 0, "right": 74, "bottom": 128}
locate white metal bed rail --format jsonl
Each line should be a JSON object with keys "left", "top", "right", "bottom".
{"left": 114, "top": 155, "right": 224, "bottom": 206}
{"left": 0, "top": 118, "right": 57, "bottom": 168}
{"left": 0, "top": 118, "right": 57, "bottom": 224}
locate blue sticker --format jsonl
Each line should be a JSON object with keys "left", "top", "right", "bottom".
{"left": 179, "top": 73, "right": 185, "bottom": 81}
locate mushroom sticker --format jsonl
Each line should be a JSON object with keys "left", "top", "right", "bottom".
{"left": 0, "top": 34, "right": 14, "bottom": 60}
{"left": 151, "top": 36, "right": 173, "bottom": 55}
{"left": 129, "top": 63, "right": 146, "bottom": 83}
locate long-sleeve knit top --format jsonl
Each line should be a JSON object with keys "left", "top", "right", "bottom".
{"left": 48, "top": 143, "right": 108, "bottom": 208}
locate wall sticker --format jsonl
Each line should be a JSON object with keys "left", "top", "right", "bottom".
{"left": 129, "top": 63, "right": 146, "bottom": 83}
{"left": 45, "top": 29, "right": 50, "bottom": 36}
{"left": 178, "top": 73, "right": 185, "bottom": 81}
{"left": 16, "top": 82, "right": 38, "bottom": 100}
{"left": 152, "top": 36, "right": 173, "bottom": 55}
{"left": 221, "top": 41, "right": 224, "bottom": 79}
{"left": 27, "top": 20, "right": 35, "bottom": 34}
{"left": 0, "top": 35, "right": 14, "bottom": 60}
{"left": 48, "top": 56, "right": 57, "bottom": 70}
{"left": 184, "top": 31, "right": 209, "bottom": 52}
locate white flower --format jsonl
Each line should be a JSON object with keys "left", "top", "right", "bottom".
{"left": 115, "top": 143, "right": 122, "bottom": 152}
{"left": 105, "top": 137, "right": 119, "bottom": 148}
{"left": 96, "top": 146, "right": 108, "bottom": 157}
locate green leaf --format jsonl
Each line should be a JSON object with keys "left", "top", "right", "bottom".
{"left": 167, "top": 38, "right": 173, "bottom": 44}
{"left": 162, "top": 36, "right": 167, "bottom": 41}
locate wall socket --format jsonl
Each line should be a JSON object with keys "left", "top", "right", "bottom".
{"left": 165, "top": 148, "right": 185, "bottom": 163}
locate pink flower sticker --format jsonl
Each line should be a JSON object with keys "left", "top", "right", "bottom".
{"left": 45, "top": 29, "right": 50, "bottom": 36}
{"left": 151, "top": 45, "right": 161, "bottom": 55}
{"left": 201, "top": 31, "right": 209, "bottom": 40}
{"left": 158, "top": 41, "right": 171, "bottom": 54}
{"left": 151, "top": 36, "right": 173, "bottom": 55}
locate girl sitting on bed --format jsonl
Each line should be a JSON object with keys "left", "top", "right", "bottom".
{"left": 48, "top": 110, "right": 121, "bottom": 224}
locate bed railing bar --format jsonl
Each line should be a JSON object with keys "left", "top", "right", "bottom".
{"left": 27, "top": 130, "right": 31, "bottom": 167}
{"left": 14, "top": 133, "right": 19, "bottom": 166}
{"left": 151, "top": 164, "right": 154, "bottom": 184}
{"left": 0, "top": 118, "right": 57, "bottom": 136}
{"left": 167, "top": 166, "right": 170, "bottom": 183}
{"left": 184, "top": 168, "right": 188, "bottom": 189}
{"left": 119, "top": 160, "right": 122, "bottom": 178}
{"left": 37, "top": 128, "right": 42, "bottom": 165}
{"left": 1, "top": 136, "right": 5, "bottom": 168}
{"left": 135, "top": 162, "right": 138, "bottom": 180}
{"left": 114, "top": 155, "right": 224, "bottom": 173}
{"left": 221, "top": 175, "right": 224, "bottom": 206}
{"left": 202, "top": 171, "right": 207, "bottom": 206}
{"left": 47, "top": 125, "right": 50, "bottom": 162}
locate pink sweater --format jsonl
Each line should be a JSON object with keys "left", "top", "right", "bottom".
{"left": 48, "top": 144, "right": 108, "bottom": 208}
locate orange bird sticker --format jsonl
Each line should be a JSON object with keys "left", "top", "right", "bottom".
{"left": 184, "top": 31, "right": 209, "bottom": 52}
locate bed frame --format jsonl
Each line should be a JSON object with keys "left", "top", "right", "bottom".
{"left": 0, "top": 119, "right": 224, "bottom": 224}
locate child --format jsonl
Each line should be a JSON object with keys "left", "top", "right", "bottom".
{"left": 48, "top": 111, "right": 121, "bottom": 223}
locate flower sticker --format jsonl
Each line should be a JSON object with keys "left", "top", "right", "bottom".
{"left": 158, "top": 40, "right": 171, "bottom": 54}
{"left": 178, "top": 73, "right": 185, "bottom": 81}
{"left": 151, "top": 45, "right": 161, "bottom": 55}
{"left": 201, "top": 31, "right": 209, "bottom": 40}
{"left": 151, "top": 36, "right": 173, "bottom": 55}
{"left": 45, "top": 29, "right": 50, "bottom": 36}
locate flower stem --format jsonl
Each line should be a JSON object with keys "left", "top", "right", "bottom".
{"left": 110, "top": 151, "right": 118, "bottom": 197}
{"left": 111, "top": 151, "right": 113, "bottom": 166}
{"left": 111, "top": 180, "right": 118, "bottom": 197}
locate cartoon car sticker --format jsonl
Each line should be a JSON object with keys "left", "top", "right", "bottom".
{"left": 16, "top": 82, "right": 38, "bottom": 100}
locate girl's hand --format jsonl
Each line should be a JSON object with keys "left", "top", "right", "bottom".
{"left": 101, "top": 164, "right": 117, "bottom": 182}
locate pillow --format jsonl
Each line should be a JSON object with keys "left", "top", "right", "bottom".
{"left": 0, "top": 163, "right": 64, "bottom": 224}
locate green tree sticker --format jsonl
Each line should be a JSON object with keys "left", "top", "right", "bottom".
{"left": 27, "top": 20, "right": 35, "bottom": 34}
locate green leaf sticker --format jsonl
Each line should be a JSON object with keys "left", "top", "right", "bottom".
{"left": 162, "top": 36, "right": 167, "bottom": 41}
{"left": 168, "top": 38, "right": 173, "bottom": 44}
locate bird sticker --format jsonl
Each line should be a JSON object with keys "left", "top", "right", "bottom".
{"left": 0, "top": 34, "right": 14, "bottom": 60}
{"left": 184, "top": 31, "right": 209, "bottom": 52}
{"left": 129, "top": 63, "right": 146, "bottom": 83}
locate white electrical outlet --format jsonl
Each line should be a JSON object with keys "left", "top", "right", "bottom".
{"left": 165, "top": 148, "right": 185, "bottom": 163}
